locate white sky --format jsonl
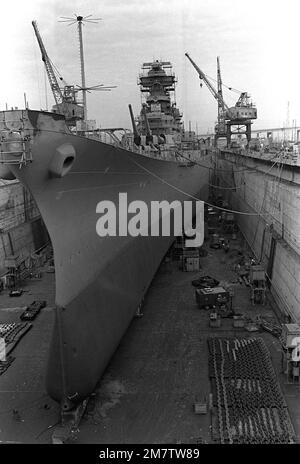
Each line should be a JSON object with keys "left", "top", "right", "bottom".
{"left": 2, "top": 0, "right": 300, "bottom": 133}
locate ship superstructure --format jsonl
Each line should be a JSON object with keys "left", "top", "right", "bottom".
{"left": 125, "top": 60, "right": 203, "bottom": 160}
{"left": 138, "top": 60, "right": 182, "bottom": 139}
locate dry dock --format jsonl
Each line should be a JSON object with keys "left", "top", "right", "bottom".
{"left": 215, "top": 148, "right": 300, "bottom": 323}
{"left": 1, "top": 224, "right": 300, "bottom": 443}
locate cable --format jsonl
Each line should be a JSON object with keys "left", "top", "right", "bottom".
{"left": 180, "top": 149, "right": 284, "bottom": 184}
{"left": 48, "top": 57, "right": 65, "bottom": 85}
{"left": 201, "top": 71, "right": 242, "bottom": 94}
{"left": 207, "top": 182, "right": 244, "bottom": 190}
{"left": 5, "top": 125, "right": 257, "bottom": 174}
{"left": 215, "top": 151, "right": 284, "bottom": 178}
{"left": 129, "top": 150, "right": 287, "bottom": 218}
{"left": 128, "top": 156, "right": 261, "bottom": 216}
{"left": 0, "top": 129, "right": 292, "bottom": 218}
{"left": 0, "top": 129, "right": 277, "bottom": 219}
{"left": 178, "top": 150, "right": 258, "bottom": 173}
{"left": 181, "top": 149, "right": 279, "bottom": 174}
{"left": 5, "top": 124, "right": 284, "bottom": 176}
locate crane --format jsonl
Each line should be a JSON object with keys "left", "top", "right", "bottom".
{"left": 32, "top": 20, "right": 84, "bottom": 124}
{"left": 185, "top": 53, "right": 229, "bottom": 114}
{"left": 216, "top": 56, "right": 226, "bottom": 135}
{"left": 185, "top": 52, "right": 257, "bottom": 146}
{"left": 32, "top": 20, "right": 63, "bottom": 107}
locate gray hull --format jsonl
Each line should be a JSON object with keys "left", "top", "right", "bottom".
{"left": 1, "top": 110, "right": 211, "bottom": 404}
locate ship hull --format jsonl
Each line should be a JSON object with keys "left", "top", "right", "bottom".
{"left": 1, "top": 110, "right": 211, "bottom": 404}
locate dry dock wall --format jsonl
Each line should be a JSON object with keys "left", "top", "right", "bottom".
{"left": 0, "top": 180, "right": 48, "bottom": 273}
{"left": 215, "top": 150, "right": 300, "bottom": 322}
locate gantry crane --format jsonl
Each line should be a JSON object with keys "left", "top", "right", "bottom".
{"left": 185, "top": 52, "right": 257, "bottom": 146}
{"left": 32, "top": 20, "right": 84, "bottom": 124}
{"left": 216, "top": 56, "right": 226, "bottom": 136}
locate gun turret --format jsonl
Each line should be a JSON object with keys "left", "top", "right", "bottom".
{"left": 128, "top": 104, "right": 141, "bottom": 146}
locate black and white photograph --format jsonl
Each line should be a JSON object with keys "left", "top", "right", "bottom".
{"left": 0, "top": 0, "right": 299, "bottom": 449}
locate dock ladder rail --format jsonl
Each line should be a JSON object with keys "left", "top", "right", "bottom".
{"left": 0, "top": 130, "right": 33, "bottom": 168}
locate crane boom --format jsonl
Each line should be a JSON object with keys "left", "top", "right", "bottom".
{"left": 185, "top": 52, "right": 229, "bottom": 111}
{"left": 216, "top": 56, "right": 226, "bottom": 134}
{"left": 217, "top": 57, "right": 224, "bottom": 110}
{"left": 32, "top": 20, "right": 63, "bottom": 106}
{"left": 185, "top": 52, "right": 257, "bottom": 145}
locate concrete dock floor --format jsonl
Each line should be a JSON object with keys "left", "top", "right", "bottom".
{"left": 0, "top": 234, "right": 300, "bottom": 444}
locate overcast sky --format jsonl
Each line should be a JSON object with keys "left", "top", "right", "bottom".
{"left": 2, "top": 0, "right": 300, "bottom": 133}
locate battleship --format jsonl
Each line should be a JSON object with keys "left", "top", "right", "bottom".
{"left": 1, "top": 8, "right": 300, "bottom": 446}
{"left": 0, "top": 21, "right": 211, "bottom": 408}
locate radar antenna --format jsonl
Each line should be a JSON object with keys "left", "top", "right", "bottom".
{"left": 59, "top": 14, "right": 116, "bottom": 121}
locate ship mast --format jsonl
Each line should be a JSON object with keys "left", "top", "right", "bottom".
{"left": 77, "top": 16, "right": 87, "bottom": 120}
{"left": 59, "top": 13, "right": 116, "bottom": 126}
